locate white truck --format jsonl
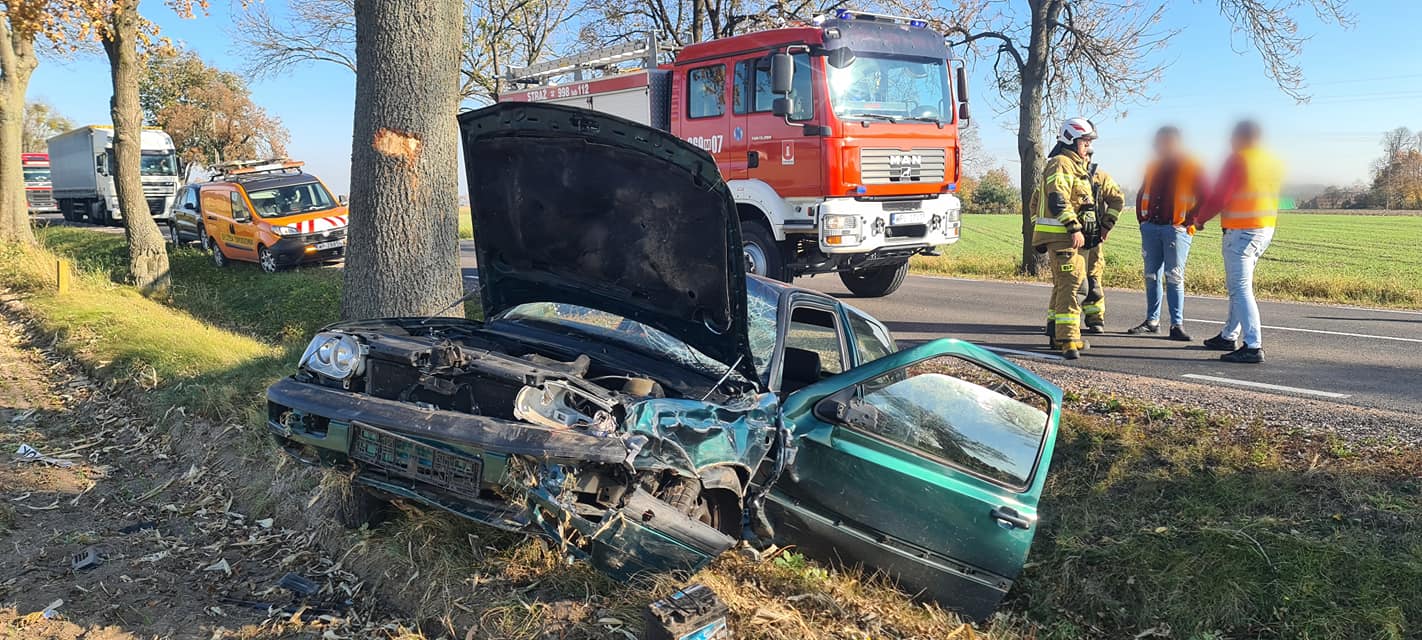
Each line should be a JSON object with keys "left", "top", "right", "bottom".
{"left": 48, "top": 125, "right": 181, "bottom": 226}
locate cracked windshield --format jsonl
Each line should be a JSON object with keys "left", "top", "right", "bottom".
{"left": 829, "top": 55, "right": 951, "bottom": 122}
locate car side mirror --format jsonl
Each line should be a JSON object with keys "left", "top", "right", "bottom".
{"left": 338, "top": 195, "right": 349, "bottom": 206}
{"left": 183, "top": 201, "right": 196, "bottom": 211}
{"left": 770, "top": 53, "right": 794, "bottom": 95}
{"left": 772, "top": 97, "right": 792, "bottom": 118}
{"left": 814, "top": 394, "right": 880, "bottom": 431}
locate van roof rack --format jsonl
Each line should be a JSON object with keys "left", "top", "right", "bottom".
{"left": 211, "top": 158, "right": 305, "bottom": 181}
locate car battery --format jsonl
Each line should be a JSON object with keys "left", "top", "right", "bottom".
{"left": 643, "top": 584, "right": 732, "bottom": 640}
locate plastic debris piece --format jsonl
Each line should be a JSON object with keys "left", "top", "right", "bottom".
{"left": 256, "top": 518, "right": 274, "bottom": 529}
{"left": 71, "top": 547, "right": 102, "bottom": 571}
{"left": 119, "top": 521, "right": 158, "bottom": 534}
{"left": 14, "top": 443, "right": 74, "bottom": 467}
{"left": 203, "top": 558, "right": 233, "bottom": 575}
{"left": 278, "top": 572, "right": 320, "bottom": 597}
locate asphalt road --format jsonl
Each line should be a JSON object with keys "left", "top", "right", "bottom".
{"left": 37, "top": 215, "right": 1420, "bottom": 413}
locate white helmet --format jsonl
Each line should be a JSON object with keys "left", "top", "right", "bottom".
{"left": 1058, "top": 117, "right": 1098, "bottom": 145}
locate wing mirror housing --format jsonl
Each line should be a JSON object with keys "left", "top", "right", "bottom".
{"left": 770, "top": 52, "right": 794, "bottom": 95}
{"left": 814, "top": 394, "right": 880, "bottom": 431}
{"left": 771, "top": 97, "right": 792, "bottom": 118}
{"left": 955, "top": 65, "right": 971, "bottom": 126}
{"left": 183, "top": 201, "right": 196, "bottom": 211}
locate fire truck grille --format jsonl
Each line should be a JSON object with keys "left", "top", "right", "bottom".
{"left": 860, "top": 148, "right": 947, "bottom": 185}
{"left": 27, "top": 191, "right": 54, "bottom": 209}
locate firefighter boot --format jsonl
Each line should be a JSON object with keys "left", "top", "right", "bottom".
{"left": 1083, "top": 276, "right": 1106, "bottom": 333}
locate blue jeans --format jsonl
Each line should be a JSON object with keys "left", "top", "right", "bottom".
{"left": 1139, "top": 222, "right": 1193, "bottom": 326}
{"left": 1221, "top": 227, "right": 1275, "bottom": 348}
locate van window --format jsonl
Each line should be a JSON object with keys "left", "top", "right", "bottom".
{"left": 231, "top": 192, "right": 252, "bottom": 220}
{"left": 688, "top": 65, "right": 727, "bottom": 119}
{"left": 754, "top": 53, "right": 814, "bottom": 120}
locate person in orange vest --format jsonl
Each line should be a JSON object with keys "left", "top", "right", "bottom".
{"left": 1193, "top": 120, "right": 1284, "bottom": 364}
{"left": 1126, "top": 126, "right": 1209, "bottom": 341}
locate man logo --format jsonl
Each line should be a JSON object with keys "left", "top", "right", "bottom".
{"left": 889, "top": 154, "right": 923, "bottom": 180}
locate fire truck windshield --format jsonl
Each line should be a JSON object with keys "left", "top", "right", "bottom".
{"left": 140, "top": 151, "right": 179, "bottom": 177}
{"left": 828, "top": 55, "right": 951, "bottom": 123}
{"left": 23, "top": 167, "right": 50, "bottom": 183}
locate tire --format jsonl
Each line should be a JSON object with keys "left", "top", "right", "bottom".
{"left": 741, "top": 222, "right": 788, "bottom": 282}
{"left": 167, "top": 220, "right": 179, "bottom": 244}
{"left": 258, "top": 245, "right": 278, "bottom": 273}
{"left": 90, "top": 201, "right": 108, "bottom": 226}
{"left": 208, "top": 235, "right": 228, "bottom": 267}
{"left": 838, "top": 260, "right": 910, "bottom": 297}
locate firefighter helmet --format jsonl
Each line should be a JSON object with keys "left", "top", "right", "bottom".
{"left": 1058, "top": 117, "right": 1098, "bottom": 145}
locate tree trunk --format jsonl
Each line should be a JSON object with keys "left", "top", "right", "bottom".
{"left": 1015, "top": 0, "right": 1058, "bottom": 276}
{"left": 341, "top": 0, "right": 463, "bottom": 320}
{"left": 0, "top": 19, "right": 38, "bottom": 245}
{"left": 103, "top": 0, "right": 171, "bottom": 295}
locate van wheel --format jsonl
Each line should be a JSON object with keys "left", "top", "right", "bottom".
{"left": 839, "top": 260, "right": 910, "bottom": 297}
{"left": 258, "top": 246, "right": 278, "bottom": 273}
{"left": 742, "top": 222, "right": 787, "bottom": 282}
{"left": 208, "top": 236, "right": 228, "bottom": 267}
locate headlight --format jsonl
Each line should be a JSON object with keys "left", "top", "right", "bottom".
{"left": 823, "top": 214, "right": 859, "bottom": 231}
{"left": 300, "top": 332, "right": 365, "bottom": 380}
{"left": 271, "top": 225, "right": 300, "bottom": 236}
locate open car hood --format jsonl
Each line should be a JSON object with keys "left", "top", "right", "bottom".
{"left": 458, "top": 103, "right": 757, "bottom": 383}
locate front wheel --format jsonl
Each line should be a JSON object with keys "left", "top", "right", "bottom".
{"left": 742, "top": 222, "right": 788, "bottom": 282}
{"left": 838, "top": 260, "right": 910, "bottom": 297}
{"left": 258, "top": 245, "right": 278, "bottom": 273}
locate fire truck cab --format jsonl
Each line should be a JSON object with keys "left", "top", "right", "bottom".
{"left": 21, "top": 153, "right": 57, "bottom": 214}
{"left": 500, "top": 10, "right": 969, "bottom": 297}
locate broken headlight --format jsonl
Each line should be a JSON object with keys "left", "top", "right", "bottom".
{"left": 300, "top": 331, "right": 365, "bottom": 381}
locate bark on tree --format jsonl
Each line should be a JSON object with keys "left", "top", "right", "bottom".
{"left": 340, "top": 0, "right": 463, "bottom": 320}
{"left": 0, "top": 16, "right": 38, "bottom": 245}
{"left": 103, "top": 0, "right": 171, "bottom": 295}
{"left": 1014, "top": 0, "right": 1056, "bottom": 277}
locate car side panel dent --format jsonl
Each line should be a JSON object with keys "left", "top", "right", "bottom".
{"left": 623, "top": 393, "right": 779, "bottom": 480}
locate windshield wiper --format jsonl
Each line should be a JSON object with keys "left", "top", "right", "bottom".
{"left": 903, "top": 115, "right": 943, "bottom": 124}
{"left": 845, "top": 113, "right": 900, "bottom": 122}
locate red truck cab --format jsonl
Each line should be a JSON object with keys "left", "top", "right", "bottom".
{"left": 501, "top": 11, "right": 969, "bottom": 296}
{"left": 21, "top": 153, "right": 58, "bottom": 215}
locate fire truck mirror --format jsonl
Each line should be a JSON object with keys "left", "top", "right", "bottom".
{"left": 826, "top": 47, "right": 856, "bottom": 70}
{"left": 956, "top": 66, "right": 971, "bottom": 104}
{"left": 958, "top": 102, "right": 972, "bottom": 125}
{"left": 770, "top": 53, "right": 794, "bottom": 95}
{"left": 772, "top": 97, "right": 792, "bottom": 118}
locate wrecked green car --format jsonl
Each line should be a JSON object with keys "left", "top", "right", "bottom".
{"left": 267, "top": 102, "right": 1062, "bottom": 620}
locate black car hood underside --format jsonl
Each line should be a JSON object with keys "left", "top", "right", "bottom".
{"left": 457, "top": 103, "right": 756, "bottom": 383}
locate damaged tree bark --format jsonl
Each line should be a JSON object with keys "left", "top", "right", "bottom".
{"left": 341, "top": 0, "right": 463, "bottom": 320}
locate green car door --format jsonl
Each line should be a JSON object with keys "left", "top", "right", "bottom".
{"left": 766, "top": 338, "right": 1063, "bottom": 621}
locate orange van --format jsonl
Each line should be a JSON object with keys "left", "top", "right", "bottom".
{"left": 171, "top": 160, "right": 348, "bottom": 273}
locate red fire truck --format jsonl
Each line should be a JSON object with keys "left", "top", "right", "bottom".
{"left": 500, "top": 10, "right": 970, "bottom": 297}
{"left": 21, "top": 153, "right": 58, "bottom": 215}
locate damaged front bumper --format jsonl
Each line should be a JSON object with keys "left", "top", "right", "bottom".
{"left": 266, "top": 377, "right": 747, "bottom": 577}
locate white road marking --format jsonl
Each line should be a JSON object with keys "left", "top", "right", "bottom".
{"left": 979, "top": 346, "right": 1066, "bottom": 361}
{"left": 1181, "top": 374, "right": 1352, "bottom": 399}
{"left": 1185, "top": 318, "right": 1422, "bottom": 344}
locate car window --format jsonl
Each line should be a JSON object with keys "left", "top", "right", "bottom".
{"left": 855, "top": 355, "right": 1051, "bottom": 489}
{"left": 847, "top": 310, "right": 896, "bottom": 365}
{"left": 784, "top": 306, "right": 845, "bottom": 375}
{"left": 230, "top": 192, "right": 252, "bottom": 220}
{"left": 746, "top": 277, "right": 779, "bottom": 381}
{"left": 688, "top": 65, "right": 727, "bottom": 119}
{"left": 753, "top": 53, "right": 814, "bottom": 120}
{"left": 733, "top": 60, "right": 751, "bottom": 115}
{"left": 246, "top": 181, "right": 336, "bottom": 218}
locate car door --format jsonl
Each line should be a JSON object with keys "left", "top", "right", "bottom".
{"left": 745, "top": 52, "right": 824, "bottom": 198}
{"left": 172, "top": 186, "right": 200, "bottom": 240}
{"left": 766, "top": 338, "right": 1062, "bottom": 621}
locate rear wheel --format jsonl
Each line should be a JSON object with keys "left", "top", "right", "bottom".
{"left": 90, "top": 201, "right": 109, "bottom": 226}
{"left": 742, "top": 222, "right": 787, "bottom": 282}
{"left": 838, "top": 260, "right": 910, "bottom": 297}
{"left": 208, "top": 235, "right": 228, "bottom": 267}
{"left": 258, "top": 245, "right": 278, "bottom": 273}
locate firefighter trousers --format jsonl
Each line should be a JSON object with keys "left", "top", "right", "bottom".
{"left": 1083, "top": 246, "right": 1105, "bottom": 327}
{"left": 1047, "top": 242, "right": 1086, "bottom": 349}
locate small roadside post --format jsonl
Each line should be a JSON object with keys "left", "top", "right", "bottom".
{"left": 55, "top": 258, "right": 70, "bottom": 294}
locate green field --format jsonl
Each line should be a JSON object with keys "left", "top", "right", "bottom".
{"left": 913, "top": 213, "right": 1422, "bottom": 308}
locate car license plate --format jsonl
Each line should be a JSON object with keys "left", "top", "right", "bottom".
{"left": 890, "top": 211, "right": 928, "bottom": 225}
{"left": 313, "top": 240, "right": 344, "bottom": 250}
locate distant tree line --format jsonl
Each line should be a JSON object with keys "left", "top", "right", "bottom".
{"left": 1305, "top": 127, "right": 1422, "bottom": 210}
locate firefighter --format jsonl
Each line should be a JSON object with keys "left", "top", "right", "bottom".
{"left": 1032, "top": 117, "right": 1098, "bottom": 359}
{"left": 1082, "top": 158, "right": 1124, "bottom": 333}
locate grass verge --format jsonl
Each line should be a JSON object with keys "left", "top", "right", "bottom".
{"left": 915, "top": 213, "right": 1422, "bottom": 308}
{"left": 4, "top": 227, "right": 1419, "bottom": 638}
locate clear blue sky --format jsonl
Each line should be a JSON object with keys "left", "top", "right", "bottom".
{"left": 27, "top": 0, "right": 1422, "bottom": 195}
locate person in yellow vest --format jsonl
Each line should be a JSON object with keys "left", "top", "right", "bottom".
{"left": 1031, "top": 117, "right": 1098, "bottom": 359}
{"left": 1127, "top": 126, "right": 1209, "bottom": 341}
{"left": 1081, "top": 163, "right": 1125, "bottom": 333}
{"left": 1193, "top": 120, "right": 1284, "bottom": 364}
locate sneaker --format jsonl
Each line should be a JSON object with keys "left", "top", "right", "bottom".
{"left": 1169, "top": 326, "right": 1192, "bottom": 342}
{"left": 1203, "top": 334, "right": 1237, "bottom": 351}
{"left": 1126, "top": 321, "right": 1159, "bottom": 335}
{"left": 1086, "top": 324, "right": 1106, "bottom": 334}
{"left": 1221, "top": 347, "right": 1263, "bottom": 364}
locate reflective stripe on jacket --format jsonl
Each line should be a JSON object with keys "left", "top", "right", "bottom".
{"left": 1031, "top": 150, "right": 1093, "bottom": 246}
{"left": 1221, "top": 147, "right": 1283, "bottom": 230}
{"left": 1139, "top": 157, "right": 1203, "bottom": 225}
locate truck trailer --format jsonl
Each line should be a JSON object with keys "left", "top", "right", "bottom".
{"left": 500, "top": 10, "right": 970, "bottom": 297}
{"left": 48, "top": 125, "right": 181, "bottom": 226}
{"left": 21, "top": 153, "right": 57, "bottom": 214}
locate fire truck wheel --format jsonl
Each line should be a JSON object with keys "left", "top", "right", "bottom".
{"left": 838, "top": 260, "right": 910, "bottom": 297}
{"left": 742, "top": 223, "right": 787, "bottom": 282}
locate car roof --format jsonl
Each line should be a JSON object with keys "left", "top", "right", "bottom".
{"left": 205, "top": 172, "right": 322, "bottom": 192}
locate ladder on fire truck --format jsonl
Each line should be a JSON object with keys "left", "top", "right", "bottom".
{"left": 505, "top": 34, "right": 679, "bottom": 88}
